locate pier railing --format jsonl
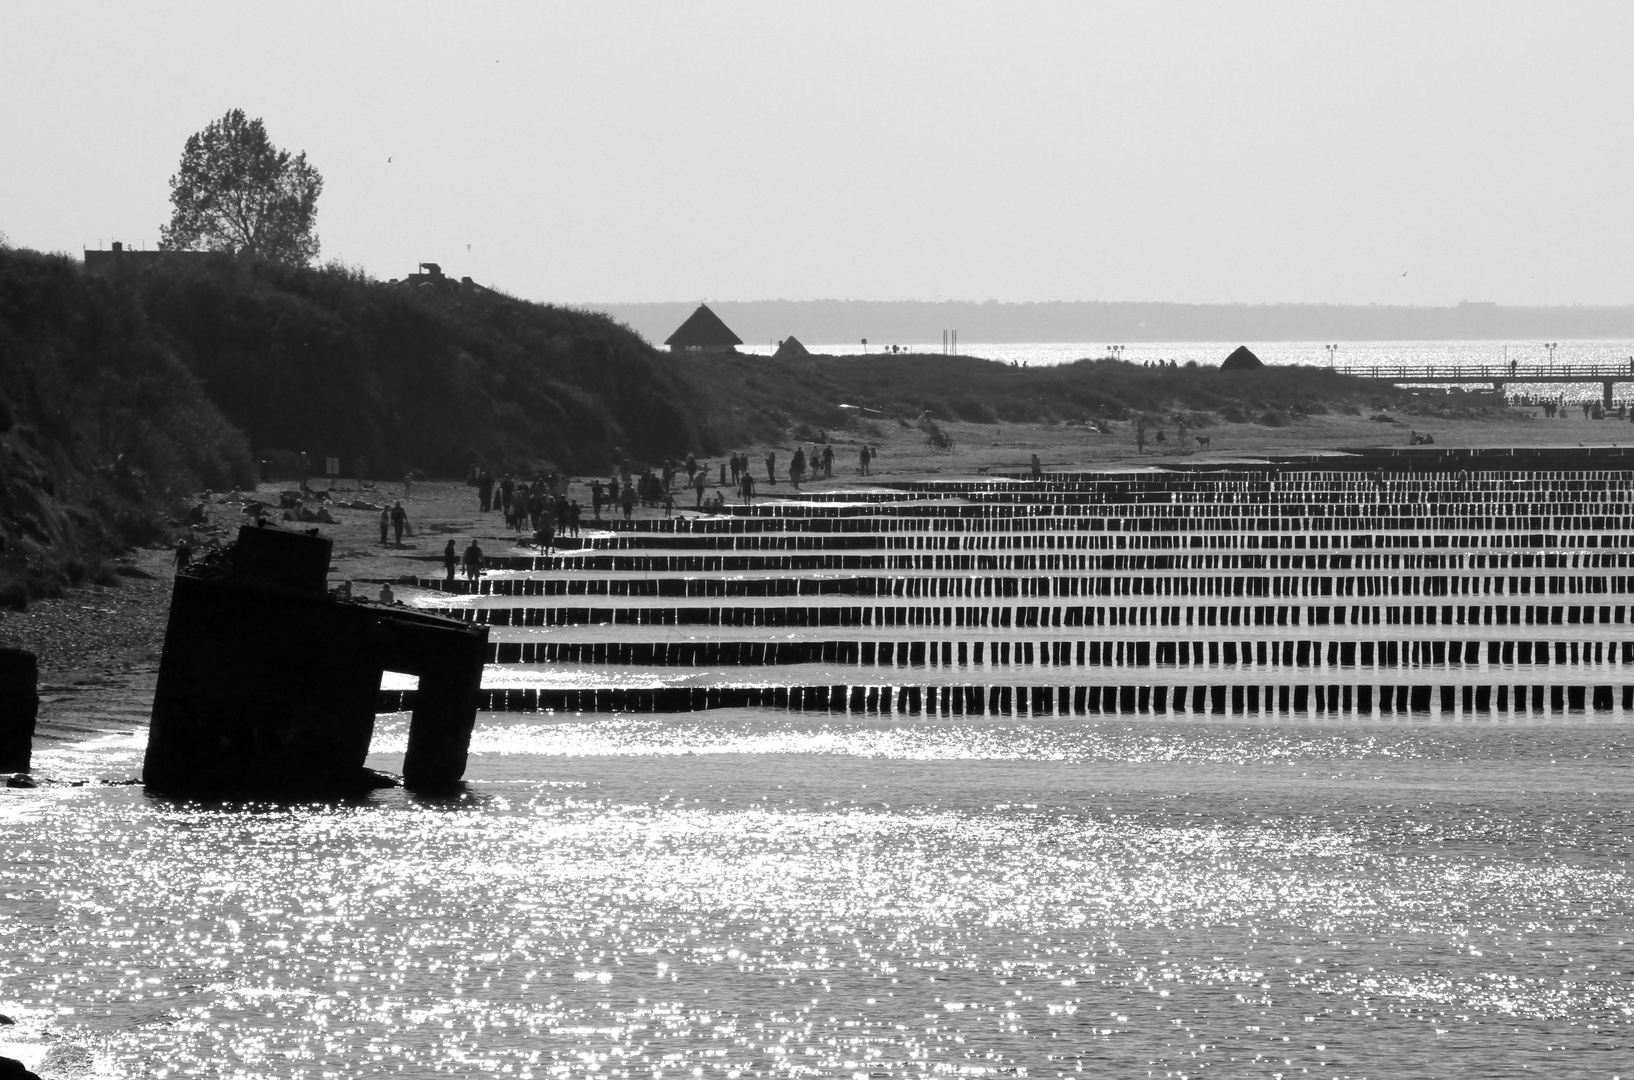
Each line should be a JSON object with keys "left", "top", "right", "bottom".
{"left": 1333, "top": 362, "right": 1634, "bottom": 382}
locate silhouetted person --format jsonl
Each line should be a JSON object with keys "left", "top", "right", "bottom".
{"left": 478, "top": 470, "right": 494, "bottom": 511}
{"left": 765, "top": 451, "right": 776, "bottom": 485}
{"left": 443, "top": 539, "right": 457, "bottom": 583}
{"left": 741, "top": 471, "right": 755, "bottom": 503}
{"left": 620, "top": 481, "right": 636, "bottom": 520}
{"left": 378, "top": 582, "right": 394, "bottom": 604}
{"left": 1030, "top": 453, "right": 1041, "bottom": 479}
{"left": 822, "top": 444, "right": 834, "bottom": 478}
{"left": 859, "top": 446, "right": 871, "bottom": 475}
{"left": 694, "top": 469, "right": 706, "bottom": 507}
{"left": 378, "top": 508, "right": 390, "bottom": 545}
{"left": 390, "top": 501, "right": 408, "bottom": 545}
{"left": 174, "top": 538, "right": 192, "bottom": 572}
{"left": 462, "top": 539, "right": 483, "bottom": 580}
{"left": 791, "top": 448, "right": 806, "bottom": 488}
{"left": 592, "top": 480, "right": 604, "bottom": 520}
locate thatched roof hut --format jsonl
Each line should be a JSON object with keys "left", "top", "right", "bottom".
{"left": 1220, "top": 345, "right": 1264, "bottom": 370}
{"left": 773, "top": 335, "right": 811, "bottom": 359}
{"left": 664, "top": 304, "right": 742, "bottom": 353}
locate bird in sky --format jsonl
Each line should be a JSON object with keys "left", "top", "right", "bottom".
{"left": 1401, "top": 271, "right": 1409, "bottom": 276}
{"left": 388, "top": 156, "right": 393, "bottom": 163}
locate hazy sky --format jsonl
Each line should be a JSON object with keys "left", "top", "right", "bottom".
{"left": 3, "top": 2, "right": 1631, "bottom": 306}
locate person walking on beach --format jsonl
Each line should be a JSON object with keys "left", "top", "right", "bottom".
{"left": 461, "top": 539, "right": 483, "bottom": 581}
{"left": 859, "top": 445, "right": 871, "bottom": 476}
{"left": 791, "top": 447, "right": 806, "bottom": 489}
{"left": 390, "top": 501, "right": 408, "bottom": 545}
{"left": 620, "top": 479, "right": 636, "bottom": 521}
{"left": 740, "top": 470, "right": 756, "bottom": 503}
{"left": 822, "top": 444, "right": 834, "bottom": 478}
{"left": 402, "top": 472, "right": 413, "bottom": 498}
{"left": 378, "top": 507, "right": 391, "bottom": 545}
{"left": 591, "top": 480, "right": 604, "bottom": 520}
{"left": 765, "top": 451, "right": 777, "bottom": 485}
{"left": 1030, "top": 453, "right": 1042, "bottom": 480}
{"left": 443, "top": 539, "right": 457, "bottom": 583}
{"left": 478, "top": 470, "right": 493, "bottom": 512}
{"left": 694, "top": 468, "right": 707, "bottom": 508}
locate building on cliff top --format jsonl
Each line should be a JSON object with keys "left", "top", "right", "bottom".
{"left": 664, "top": 304, "right": 742, "bottom": 353}
{"left": 83, "top": 241, "right": 214, "bottom": 271}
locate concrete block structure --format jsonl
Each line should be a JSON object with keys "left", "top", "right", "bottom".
{"left": 0, "top": 648, "right": 38, "bottom": 773}
{"left": 143, "top": 525, "right": 487, "bottom": 793}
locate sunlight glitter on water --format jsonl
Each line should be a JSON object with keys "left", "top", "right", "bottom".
{"left": 5, "top": 732, "right": 1632, "bottom": 1078}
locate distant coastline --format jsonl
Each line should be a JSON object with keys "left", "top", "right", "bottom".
{"left": 589, "top": 299, "right": 1634, "bottom": 349}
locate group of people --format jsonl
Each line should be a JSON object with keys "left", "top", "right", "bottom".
{"left": 1517, "top": 396, "right": 1626, "bottom": 421}
{"left": 470, "top": 467, "right": 582, "bottom": 551}
{"left": 377, "top": 501, "right": 410, "bottom": 545}
{"left": 441, "top": 538, "right": 485, "bottom": 582}
{"left": 462, "top": 440, "right": 880, "bottom": 539}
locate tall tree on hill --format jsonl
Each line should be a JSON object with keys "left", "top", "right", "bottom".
{"left": 159, "top": 109, "right": 322, "bottom": 265}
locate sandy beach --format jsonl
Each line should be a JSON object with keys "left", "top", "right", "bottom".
{"left": 0, "top": 400, "right": 1618, "bottom": 758}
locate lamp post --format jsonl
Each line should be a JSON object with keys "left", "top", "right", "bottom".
{"left": 1546, "top": 342, "right": 1557, "bottom": 368}
{"left": 1325, "top": 344, "right": 1338, "bottom": 368}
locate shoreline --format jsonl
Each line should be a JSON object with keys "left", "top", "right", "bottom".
{"left": 0, "top": 404, "right": 1616, "bottom": 756}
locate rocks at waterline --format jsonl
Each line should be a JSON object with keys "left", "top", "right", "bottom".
{"left": 0, "top": 1056, "right": 43, "bottom": 1080}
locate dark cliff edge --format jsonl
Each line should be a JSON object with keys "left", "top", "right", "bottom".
{"left": 0, "top": 248, "right": 253, "bottom": 606}
{"left": 0, "top": 247, "right": 715, "bottom": 604}
{"left": 0, "top": 246, "right": 1460, "bottom": 605}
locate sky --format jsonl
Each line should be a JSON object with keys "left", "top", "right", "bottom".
{"left": 3, "top": 1, "right": 1632, "bottom": 307}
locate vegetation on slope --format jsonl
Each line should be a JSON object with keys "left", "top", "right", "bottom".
{"left": 670, "top": 350, "right": 1417, "bottom": 445}
{"left": 0, "top": 247, "right": 254, "bottom": 605}
{"left": 122, "top": 257, "right": 707, "bottom": 476}
{"left": 0, "top": 244, "right": 1453, "bottom": 604}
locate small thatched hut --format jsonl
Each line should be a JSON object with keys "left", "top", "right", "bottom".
{"left": 664, "top": 304, "right": 742, "bottom": 354}
{"left": 773, "top": 335, "right": 811, "bottom": 359}
{"left": 1220, "top": 345, "right": 1264, "bottom": 370}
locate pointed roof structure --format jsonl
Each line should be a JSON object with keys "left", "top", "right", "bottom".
{"left": 1220, "top": 345, "right": 1264, "bottom": 370}
{"left": 773, "top": 335, "right": 811, "bottom": 359}
{"left": 664, "top": 303, "right": 742, "bottom": 353}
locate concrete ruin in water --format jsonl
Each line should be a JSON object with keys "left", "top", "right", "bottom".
{"left": 143, "top": 524, "right": 488, "bottom": 793}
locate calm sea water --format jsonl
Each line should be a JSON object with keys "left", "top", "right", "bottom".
{"left": 739, "top": 339, "right": 1634, "bottom": 372}
{"left": 5, "top": 712, "right": 1631, "bottom": 1078}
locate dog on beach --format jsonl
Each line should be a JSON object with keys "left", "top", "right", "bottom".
{"left": 1195, "top": 436, "right": 1211, "bottom": 450}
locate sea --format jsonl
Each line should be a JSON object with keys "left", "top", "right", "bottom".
{"left": 7, "top": 709, "right": 1631, "bottom": 1078}
{"left": 738, "top": 339, "right": 1634, "bottom": 372}
{"left": 6, "top": 342, "right": 1634, "bottom": 1078}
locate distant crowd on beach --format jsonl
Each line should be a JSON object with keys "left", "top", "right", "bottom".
{"left": 457, "top": 442, "right": 881, "bottom": 551}
{"left": 1508, "top": 394, "right": 1632, "bottom": 421}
